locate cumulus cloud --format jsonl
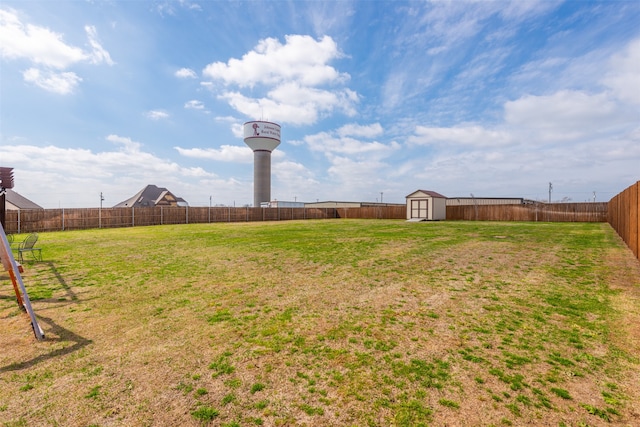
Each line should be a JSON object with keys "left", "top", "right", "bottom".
{"left": 400, "top": 82, "right": 639, "bottom": 198}
{"left": 0, "top": 8, "right": 85, "bottom": 68}
{"left": 305, "top": 132, "right": 398, "bottom": 156}
{"left": 107, "top": 134, "right": 142, "bottom": 152}
{"left": 202, "top": 34, "right": 358, "bottom": 126}
{"left": 22, "top": 68, "right": 82, "bottom": 95}
{"left": 175, "top": 145, "right": 253, "bottom": 163}
{"left": 0, "top": 135, "right": 216, "bottom": 207}
{"left": 145, "top": 110, "right": 170, "bottom": 120}
{"left": 203, "top": 35, "right": 347, "bottom": 87}
{"left": 272, "top": 160, "right": 318, "bottom": 190}
{"left": 0, "top": 7, "right": 113, "bottom": 94}
{"left": 185, "top": 100, "right": 205, "bottom": 110}
{"left": 176, "top": 67, "right": 197, "bottom": 78}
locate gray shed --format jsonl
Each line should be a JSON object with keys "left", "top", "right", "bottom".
{"left": 405, "top": 190, "right": 447, "bottom": 221}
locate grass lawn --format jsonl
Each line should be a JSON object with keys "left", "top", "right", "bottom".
{"left": 1, "top": 219, "right": 639, "bottom": 426}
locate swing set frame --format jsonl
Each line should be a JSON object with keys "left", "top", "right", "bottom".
{"left": 0, "top": 222, "right": 45, "bottom": 340}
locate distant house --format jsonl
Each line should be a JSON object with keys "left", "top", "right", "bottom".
{"left": 4, "top": 189, "right": 44, "bottom": 210}
{"left": 113, "top": 185, "right": 188, "bottom": 208}
{"left": 405, "top": 190, "right": 447, "bottom": 221}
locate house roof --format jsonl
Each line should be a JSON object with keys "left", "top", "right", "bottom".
{"left": 405, "top": 190, "right": 447, "bottom": 199}
{"left": 113, "top": 185, "right": 188, "bottom": 208}
{"left": 4, "top": 189, "right": 44, "bottom": 209}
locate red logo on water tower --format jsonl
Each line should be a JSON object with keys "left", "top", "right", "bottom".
{"left": 252, "top": 123, "right": 260, "bottom": 136}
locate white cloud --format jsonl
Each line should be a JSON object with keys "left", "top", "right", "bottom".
{"left": 272, "top": 160, "right": 319, "bottom": 192}
{"left": 202, "top": 34, "right": 358, "bottom": 125}
{"left": 175, "top": 145, "right": 253, "bottom": 163}
{"left": 603, "top": 38, "right": 640, "bottom": 105}
{"left": 107, "top": 134, "right": 142, "bottom": 152}
{"left": 0, "top": 8, "right": 85, "bottom": 68}
{"left": 0, "top": 8, "right": 113, "bottom": 94}
{"left": 499, "top": 0, "right": 562, "bottom": 20}
{"left": 305, "top": 132, "right": 398, "bottom": 157}
{"left": 218, "top": 85, "right": 358, "bottom": 126}
{"left": 145, "top": 110, "right": 170, "bottom": 120}
{"left": 230, "top": 122, "right": 244, "bottom": 138}
{"left": 337, "top": 123, "right": 384, "bottom": 138}
{"left": 0, "top": 136, "right": 217, "bottom": 208}
{"left": 408, "top": 125, "right": 512, "bottom": 148}
{"left": 185, "top": 100, "right": 205, "bottom": 110}
{"left": 22, "top": 68, "right": 82, "bottom": 94}
{"left": 84, "top": 25, "right": 114, "bottom": 65}
{"left": 176, "top": 67, "right": 197, "bottom": 78}
{"left": 299, "top": 125, "right": 400, "bottom": 196}
{"left": 203, "top": 35, "right": 347, "bottom": 87}
{"left": 504, "top": 90, "right": 625, "bottom": 141}
{"left": 325, "top": 154, "right": 391, "bottom": 199}
{"left": 220, "top": 91, "right": 319, "bottom": 126}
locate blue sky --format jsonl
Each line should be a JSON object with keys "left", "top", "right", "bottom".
{"left": 1, "top": 0, "right": 638, "bottom": 208}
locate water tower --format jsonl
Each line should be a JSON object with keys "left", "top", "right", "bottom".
{"left": 243, "top": 121, "right": 281, "bottom": 207}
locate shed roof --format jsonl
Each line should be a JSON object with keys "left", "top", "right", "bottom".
{"left": 405, "top": 190, "right": 447, "bottom": 199}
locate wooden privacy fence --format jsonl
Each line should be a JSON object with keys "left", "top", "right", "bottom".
{"left": 446, "top": 202, "right": 608, "bottom": 222}
{"left": 3, "top": 205, "right": 407, "bottom": 234}
{"left": 608, "top": 181, "right": 640, "bottom": 261}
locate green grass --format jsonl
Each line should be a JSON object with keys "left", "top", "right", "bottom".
{"left": 191, "top": 406, "right": 219, "bottom": 422}
{"left": 0, "top": 220, "right": 638, "bottom": 426}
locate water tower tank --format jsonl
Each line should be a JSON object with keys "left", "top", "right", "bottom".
{"left": 243, "top": 121, "right": 281, "bottom": 207}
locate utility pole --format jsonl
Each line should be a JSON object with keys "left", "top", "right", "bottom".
{"left": 380, "top": 192, "right": 383, "bottom": 204}
{"left": 548, "top": 182, "right": 553, "bottom": 203}
{"left": 99, "top": 192, "right": 104, "bottom": 228}
{"left": 593, "top": 191, "right": 596, "bottom": 202}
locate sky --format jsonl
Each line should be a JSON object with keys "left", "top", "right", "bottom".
{"left": 1, "top": 0, "right": 639, "bottom": 208}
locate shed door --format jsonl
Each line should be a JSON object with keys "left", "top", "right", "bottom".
{"left": 411, "top": 199, "right": 428, "bottom": 219}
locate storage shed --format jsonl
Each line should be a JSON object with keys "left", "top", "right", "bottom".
{"left": 405, "top": 190, "right": 447, "bottom": 221}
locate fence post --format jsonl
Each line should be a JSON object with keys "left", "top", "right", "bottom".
{"left": 17, "top": 209, "right": 21, "bottom": 234}
{"left": 186, "top": 206, "right": 189, "bottom": 224}
{"left": 132, "top": 207, "right": 135, "bottom": 227}
{"left": 62, "top": 208, "right": 65, "bottom": 231}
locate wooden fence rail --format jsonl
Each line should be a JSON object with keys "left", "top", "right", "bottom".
{"left": 446, "top": 202, "right": 609, "bottom": 222}
{"left": 608, "top": 181, "right": 640, "bottom": 262}
{"left": 3, "top": 206, "right": 407, "bottom": 234}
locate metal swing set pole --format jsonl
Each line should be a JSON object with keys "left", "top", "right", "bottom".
{"left": 0, "top": 222, "right": 45, "bottom": 340}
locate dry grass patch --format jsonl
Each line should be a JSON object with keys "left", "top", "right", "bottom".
{"left": 1, "top": 220, "right": 639, "bottom": 426}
